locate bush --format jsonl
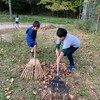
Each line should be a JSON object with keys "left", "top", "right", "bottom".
{"left": 75, "top": 19, "right": 97, "bottom": 32}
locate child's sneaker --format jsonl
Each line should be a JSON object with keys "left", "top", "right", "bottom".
{"left": 68, "top": 65, "right": 75, "bottom": 71}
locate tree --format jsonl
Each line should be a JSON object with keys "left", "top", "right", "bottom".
{"left": 96, "top": 1, "right": 100, "bottom": 31}
{"left": 38, "top": 0, "right": 83, "bottom": 17}
{"left": 8, "top": 0, "right": 12, "bottom": 20}
{"left": 81, "top": 0, "right": 88, "bottom": 19}
{"left": 39, "top": 0, "right": 83, "bottom": 12}
{"left": 25, "top": 0, "right": 41, "bottom": 14}
{"left": 80, "top": 0, "right": 100, "bottom": 31}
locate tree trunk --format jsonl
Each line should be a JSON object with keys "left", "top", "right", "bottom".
{"left": 79, "top": 0, "right": 82, "bottom": 19}
{"left": 8, "top": 0, "right": 12, "bottom": 20}
{"left": 96, "top": 11, "right": 100, "bottom": 32}
{"left": 81, "top": 0, "right": 88, "bottom": 19}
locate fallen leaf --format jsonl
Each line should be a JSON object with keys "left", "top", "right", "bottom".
{"left": 6, "top": 79, "right": 9, "bottom": 81}
{"left": 10, "top": 78, "right": 14, "bottom": 83}
{"left": 18, "top": 96, "right": 23, "bottom": 100}
{"left": 5, "top": 87, "right": 10, "bottom": 91}
{"left": 42, "top": 81, "right": 46, "bottom": 84}
{"left": 5, "top": 90, "right": 13, "bottom": 95}
{"left": 32, "top": 91, "right": 37, "bottom": 95}
{"left": 17, "top": 65, "right": 20, "bottom": 68}
{"left": 44, "top": 85, "right": 47, "bottom": 89}
{"left": 69, "top": 94, "right": 74, "bottom": 100}
{"left": 6, "top": 95, "right": 10, "bottom": 99}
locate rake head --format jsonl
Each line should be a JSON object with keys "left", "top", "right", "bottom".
{"left": 48, "top": 75, "right": 69, "bottom": 93}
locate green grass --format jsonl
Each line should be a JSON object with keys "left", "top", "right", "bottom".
{"left": 80, "top": 88, "right": 89, "bottom": 97}
{"left": 0, "top": 13, "right": 77, "bottom": 24}
{"left": 0, "top": 22, "right": 100, "bottom": 99}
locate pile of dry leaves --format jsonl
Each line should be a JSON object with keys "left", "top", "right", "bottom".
{"left": 19, "top": 62, "right": 74, "bottom": 100}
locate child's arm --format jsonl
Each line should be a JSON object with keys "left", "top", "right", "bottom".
{"left": 56, "top": 48, "right": 60, "bottom": 57}
{"left": 56, "top": 48, "right": 67, "bottom": 64}
{"left": 56, "top": 52, "right": 64, "bottom": 64}
{"left": 55, "top": 39, "right": 61, "bottom": 56}
{"left": 56, "top": 44, "right": 63, "bottom": 64}
{"left": 55, "top": 43, "right": 60, "bottom": 57}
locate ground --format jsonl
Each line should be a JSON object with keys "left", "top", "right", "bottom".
{"left": 0, "top": 23, "right": 100, "bottom": 100}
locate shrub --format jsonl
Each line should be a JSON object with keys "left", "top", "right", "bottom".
{"left": 75, "top": 19, "right": 98, "bottom": 32}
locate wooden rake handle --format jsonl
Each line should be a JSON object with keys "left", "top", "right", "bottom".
{"left": 57, "top": 56, "right": 59, "bottom": 76}
{"left": 34, "top": 45, "right": 36, "bottom": 65}
{"left": 34, "top": 45, "right": 36, "bottom": 58}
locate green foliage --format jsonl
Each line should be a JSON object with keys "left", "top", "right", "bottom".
{"left": 0, "top": 0, "right": 84, "bottom": 17}
{"left": 75, "top": 19, "right": 97, "bottom": 32}
{"left": 0, "top": 0, "right": 31, "bottom": 14}
{"left": 0, "top": 89, "right": 7, "bottom": 100}
{"left": 75, "top": 20, "right": 90, "bottom": 31}
{"left": 12, "top": 1, "right": 31, "bottom": 14}
{"left": 79, "top": 0, "right": 100, "bottom": 32}
{"left": 39, "top": 0, "right": 83, "bottom": 12}
{"left": 96, "top": 1, "right": 100, "bottom": 11}
{"left": 80, "top": 88, "right": 89, "bottom": 97}
{"left": 2, "top": 0, "right": 8, "bottom": 4}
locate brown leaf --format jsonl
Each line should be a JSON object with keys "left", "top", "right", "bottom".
{"left": 18, "top": 96, "right": 23, "bottom": 100}
{"left": 5, "top": 87, "right": 10, "bottom": 91}
{"left": 5, "top": 90, "right": 13, "bottom": 96}
{"left": 69, "top": 94, "right": 74, "bottom": 100}
{"left": 10, "top": 78, "right": 14, "bottom": 83}
{"left": 32, "top": 91, "right": 37, "bottom": 95}
{"left": 6, "top": 95, "right": 10, "bottom": 99}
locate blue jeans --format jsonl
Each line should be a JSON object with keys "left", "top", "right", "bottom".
{"left": 64, "top": 46, "right": 78, "bottom": 66}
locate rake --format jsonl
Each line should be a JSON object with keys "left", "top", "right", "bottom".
{"left": 20, "top": 45, "right": 45, "bottom": 80}
{"left": 48, "top": 61, "right": 69, "bottom": 93}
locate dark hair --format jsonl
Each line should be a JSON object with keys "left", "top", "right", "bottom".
{"left": 57, "top": 28, "right": 67, "bottom": 37}
{"left": 33, "top": 21, "right": 40, "bottom": 28}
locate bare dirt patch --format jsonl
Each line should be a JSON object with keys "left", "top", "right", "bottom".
{"left": 0, "top": 34, "right": 13, "bottom": 42}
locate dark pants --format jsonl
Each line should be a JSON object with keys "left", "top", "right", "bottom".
{"left": 64, "top": 46, "right": 78, "bottom": 66}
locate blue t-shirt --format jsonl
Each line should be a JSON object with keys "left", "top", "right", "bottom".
{"left": 26, "top": 26, "right": 37, "bottom": 47}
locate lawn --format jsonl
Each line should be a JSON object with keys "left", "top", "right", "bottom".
{"left": 0, "top": 16, "right": 100, "bottom": 100}
{"left": 0, "top": 13, "right": 76, "bottom": 25}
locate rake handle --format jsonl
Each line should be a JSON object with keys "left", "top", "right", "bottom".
{"left": 57, "top": 56, "right": 59, "bottom": 76}
{"left": 34, "top": 45, "right": 36, "bottom": 65}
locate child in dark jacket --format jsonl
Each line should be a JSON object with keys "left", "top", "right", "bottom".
{"left": 26, "top": 21, "right": 40, "bottom": 56}
{"left": 56, "top": 28, "right": 80, "bottom": 72}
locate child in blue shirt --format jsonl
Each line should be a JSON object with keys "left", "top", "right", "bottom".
{"left": 56, "top": 28, "right": 80, "bottom": 72}
{"left": 26, "top": 21, "right": 40, "bottom": 56}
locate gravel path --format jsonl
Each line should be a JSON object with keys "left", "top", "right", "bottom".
{"left": 0, "top": 24, "right": 30, "bottom": 30}
{"left": 0, "top": 23, "right": 52, "bottom": 30}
